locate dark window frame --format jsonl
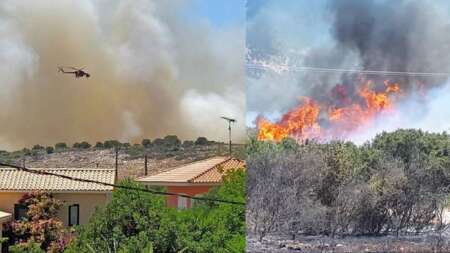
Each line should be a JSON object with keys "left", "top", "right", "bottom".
{"left": 14, "top": 203, "right": 28, "bottom": 220}
{"left": 68, "top": 204, "right": 80, "bottom": 226}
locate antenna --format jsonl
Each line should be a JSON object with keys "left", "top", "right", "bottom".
{"left": 221, "top": 116, "right": 236, "bottom": 157}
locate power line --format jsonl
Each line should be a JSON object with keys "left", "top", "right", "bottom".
{"left": 0, "top": 162, "right": 245, "bottom": 206}
{"left": 246, "top": 63, "right": 450, "bottom": 77}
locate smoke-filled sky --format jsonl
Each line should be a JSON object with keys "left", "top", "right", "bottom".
{"left": 0, "top": 0, "right": 245, "bottom": 150}
{"left": 247, "top": 0, "right": 450, "bottom": 143}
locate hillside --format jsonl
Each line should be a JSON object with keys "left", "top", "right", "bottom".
{"left": 0, "top": 138, "right": 245, "bottom": 180}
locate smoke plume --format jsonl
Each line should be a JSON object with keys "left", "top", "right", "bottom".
{"left": 0, "top": 0, "right": 245, "bottom": 150}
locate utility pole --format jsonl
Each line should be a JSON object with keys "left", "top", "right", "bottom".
{"left": 221, "top": 116, "right": 236, "bottom": 157}
{"left": 115, "top": 146, "right": 119, "bottom": 182}
{"left": 144, "top": 153, "right": 148, "bottom": 176}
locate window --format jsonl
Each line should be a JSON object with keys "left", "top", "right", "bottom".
{"left": 177, "top": 194, "right": 188, "bottom": 209}
{"left": 191, "top": 193, "right": 204, "bottom": 208}
{"left": 14, "top": 204, "right": 28, "bottom": 220}
{"left": 68, "top": 204, "right": 79, "bottom": 226}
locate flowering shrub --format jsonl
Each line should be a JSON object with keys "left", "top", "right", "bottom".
{"left": 9, "top": 191, "right": 73, "bottom": 253}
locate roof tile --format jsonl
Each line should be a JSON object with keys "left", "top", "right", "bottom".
{"left": 137, "top": 156, "right": 245, "bottom": 184}
{"left": 0, "top": 168, "right": 115, "bottom": 192}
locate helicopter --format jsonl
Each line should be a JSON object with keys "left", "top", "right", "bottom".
{"left": 58, "top": 66, "right": 90, "bottom": 78}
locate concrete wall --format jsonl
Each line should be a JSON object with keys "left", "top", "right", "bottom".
{"left": 166, "top": 185, "right": 212, "bottom": 208}
{"left": 0, "top": 192, "right": 109, "bottom": 226}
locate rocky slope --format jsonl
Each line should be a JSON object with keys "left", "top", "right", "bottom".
{"left": 1, "top": 143, "right": 245, "bottom": 180}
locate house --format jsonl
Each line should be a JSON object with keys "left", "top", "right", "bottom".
{"left": 0, "top": 211, "right": 11, "bottom": 252}
{"left": 0, "top": 168, "right": 115, "bottom": 229}
{"left": 137, "top": 156, "right": 245, "bottom": 209}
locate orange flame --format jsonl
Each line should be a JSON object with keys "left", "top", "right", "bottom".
{"left": 257, "top": 80, "right": 402, "bottom": 141}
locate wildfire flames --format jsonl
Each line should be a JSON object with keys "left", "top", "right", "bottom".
{"left": 257, "top": 79, "right": 402, "bottom": 141}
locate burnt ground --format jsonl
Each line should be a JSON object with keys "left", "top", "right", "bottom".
{"left": 247, "top": 233, "right": 450, "bottom": 253}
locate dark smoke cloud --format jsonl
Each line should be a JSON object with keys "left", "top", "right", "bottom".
{"left": 327, "top": 0, "right": 450, "bottom": 91}
{"left": 302, "top": 0, "right": 450, "bottom": 102}
{"left": 0, "top": 1, "right": 245, "bottom": 150}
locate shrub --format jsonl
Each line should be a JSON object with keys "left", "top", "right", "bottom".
{"left": 66, "top": 180, "right": 169, "bottom": 252}
{"left": 94, "top": 142, "right": 104, "bottom": 149}
{"left": 66, "top": 171, "right": 245, "bottom": 252}
{"left": 142, "top": 139, "right": 152, "bottom": 148}
{"left": 246, "top": 129, "right": 450, "bottom": 240}
{"left": 54, "top": 143, "right": 67, "bottom": 150}
{"left": 79, "top": 141, "right": 91, "bottom": 149}
{"left": 22, "top": 148, "right": 31, "bottom": 155}
{"left": 163, "top": 135, "right": 181, "bottom": 147}
{"left": 7, "top": 192, "right": 72, "bottom": 252}
{"left": 45, "top": 146, "right": 54, "bottom": 154}
{"left": 182, "top": 140, "right": 194, "bottom": 148}
{"left": 152, "top": 138, "right": 164, "bottom": 147}
{"left": 103, "top": 140, "right": 121, "bottom": 149}
{"left": 31, "top": 145, "right": 44, "bottom": 150}
{"left": 195, "top": 137, "right": 208, "bottom": 145}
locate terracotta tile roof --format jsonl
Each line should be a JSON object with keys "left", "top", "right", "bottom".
{"left": 137, "top": 156, "right": 245, "bottom": 185}
{"left": 0, "top": 168, "right": 115, "bottom": 192}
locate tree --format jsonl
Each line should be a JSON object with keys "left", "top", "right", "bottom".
{"left": 152, "top": 138, "right": 165, "bottom": 147}
{"left": 32, "top": 145, "right": 44, "bottom": 151}
{"left": 94, "top": 142, "right": 104, "bottom": 149}
{"left": 54, "top": 143, "right": 67, "bottom": 150}
{"left": 77, "top": 141, "right": 91, "bottom": 149}
{"left": 66, "top": 171, "right": 246, "bottom": 252}
{"left": 7, "top": 192, "right": 72, "bottom": 253}
{"left": 182, "top": 140, "right": 194, "bottom": 148}
{"left": 142, "top": 139, "right": 152, "bottom": 148}
{"left": 22, "top": 148, "right": 31, "bottom": 155}
{"left": 66, "top": 180, "right": 171, "bottom": 252}
{"left": 195, "top": 137, "right": 209, "bottom": 145}
{"left": 45, "top": 146, "right": 54, "bottom": 154}
{"left": 103, "top": 140, "right": 121, "bottom": 149}
{"left": 246, "top": 131, "right": 450, "bottom": 240}
{"left": 174, "top": 168, "right": 246, "bottom": 252}
{"left": 163, "top": 135, "right": 181, "bottom": 147}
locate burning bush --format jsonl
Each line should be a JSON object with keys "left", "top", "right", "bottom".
{"left": 247, "top": 129, "right": 450, "bottom": 240}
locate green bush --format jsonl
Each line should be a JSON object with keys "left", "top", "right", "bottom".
{"left": 32, "top": 145, "right": 44, "bottom": 150}
{"left": 22, "top": 148, "right": 31, "bottom": 155}
{"left": 45, "top": 146, "right": 54, "bottom": 154}
{"left": 67, "top": 169, "right": 246, "bottom": 252}
{"left": 103, "top": 140, "right": 121, "bottom": 149}
{"left": 142, "top": 139, "right": 152, "bottom": 148}
{"left": 195, "top": 137, "right": 208, "bottom": 145}
{"left": 79, "top": 141, "right": 91, "bottom": 149}
{"left": 66, "top": 180, "right": 169, "bottom": 252}
{"left": 152, "top": 138, "right": 164, "bottom": 147}
{"left": 182, "top": 140, "right": 194, "bottom": 148}
{"left": 94, "top": 142, "right": 104, "bottom": 149}
{"left": 163, "top": 135, "right": 181, "bottom": 147}
{"left": 54, "top": 143, "right": 67, "bottom": 150}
